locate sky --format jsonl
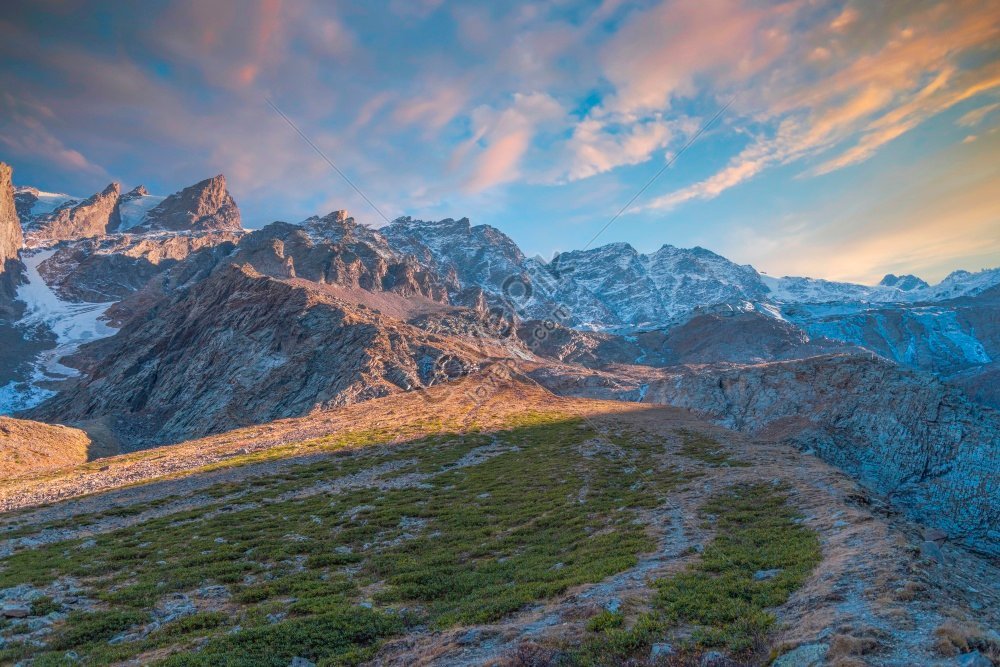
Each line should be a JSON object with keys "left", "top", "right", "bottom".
{"left": 2, "top": 0, "right": 999, "bottom": 284}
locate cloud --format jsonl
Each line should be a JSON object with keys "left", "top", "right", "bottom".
{"left": 714, "top": 130, "right": 1000, "bottom": 283}
{"left": 598, "top": 0, "right": 781, "bottom": 116}
{"left": 0, "top": 93, "right": 107, "bottom": 177}
{"left": 957, "top": 101, "right": 1000, "bottom": 127}
{"left": 644, "top": 0, "right": 1000, "bottom": 210}
{"left": 451, "top": 92, "right": 565, "bottom": 193}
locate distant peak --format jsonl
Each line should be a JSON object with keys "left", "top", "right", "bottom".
{"left": 878, "top": 273, "right": 928, "bottom": 291}
{"left": 123, "top": 185, "right": 149, "bottom": 199}
{"left": 99, "top": 182, "right": 121, "bottom": 197}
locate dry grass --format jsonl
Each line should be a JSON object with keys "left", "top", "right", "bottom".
{"left": 827, "top": 629, "right": 886, "bottom": 661}
{"left": 933, "top": 619, "right": 1000, "bottom": 660}
{"left": 0, "top": 416, "right": 90, "bottom": 477}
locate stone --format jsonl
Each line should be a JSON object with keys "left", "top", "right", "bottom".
{"left": 753, "top": 568, "right": 782, "bottom": 581}
{"left": 700, "top": 651, "right": 731, "bottom": 666}
{"left": 924, "top": 528, "right": 948, "bottom": 543}
{"left": 956, "top": 651, "right": 992, "bottom": 667}
{"left": 650, "top": 642, "right": 675, "bottom": 659}
{"left": 920, "top": 540, "right": 946, "bottom": 563}
{"left": 136, "top": 174, "right": 241, "bottom": 232}
{"left": 771, "top": 643, "right": 828, "bottom": 667}
{"left": 24, "top": 182, "right": 121, "bottom": 243}
{"left": 289, "top": 658, "right": 315, "bottom": 667}
{"left": 457, "top": 629, "right": 479, "bottom": 645}
{"left": 1, "top": 605, "right": 30, "bottom": 618}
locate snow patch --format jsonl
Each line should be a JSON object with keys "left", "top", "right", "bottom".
{"left": 118, "top": 194, "right": 166, "bottom": 230}
{"left": 0, "top": 249, "right": 120, "bottom": 413}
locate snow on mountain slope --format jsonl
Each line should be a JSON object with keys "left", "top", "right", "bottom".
{"left": 763, "top": 268, "right": 1000, "bottom": 305}
{"left": 790, "top": 303, "right": 991, "bottom": 372}
{"left": 116, "top": 186, "right": 165, "bottom": 230}
{"left": 534, "top": 242, "right": 768, "bottom": 328}
{"left": 13, "top": 186, "right": 79, "bottom": 223}
{"left": 0, "top": 248, "right": 118, "bottom": 413}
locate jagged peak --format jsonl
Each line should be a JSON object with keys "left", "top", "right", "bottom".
{"left": 95, "top": 182, "right": 121, "bottom": 198}
{"left": 575, "top": 241, "right": 638, "bottom": 256}
{"left": 305, "top": 209, "right": 354, "bottom": 226}
{"left": 123, "top": 185, "right": 149, "bottom": 199}
{"left": 878, "top": 273, "right": 928, "bottom": 290}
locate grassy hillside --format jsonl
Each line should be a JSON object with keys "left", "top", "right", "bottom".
{"left": 1, "top": 378, "right": 995, "bottom": 666}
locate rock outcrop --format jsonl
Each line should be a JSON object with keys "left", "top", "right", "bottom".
{"left": 26, "top": 263, "right": 502, "bottom": 449}
{"left": 134, "top": 175, "right": 240, "bottom": 232}
{"left": 0, "top": 163, "right": 25, "bottom": 315}
{"left": 36, "top": 230, "right": 243, "bottom": 303}
{"left": 0, "top": 416, "right": 90, "bottom": 477}
{"left": 24, "top": 182, "right": 121, "bottom": 244}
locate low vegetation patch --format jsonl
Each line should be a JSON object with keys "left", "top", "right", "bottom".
{"left": 575, "top": 483, "right": 821, "bottom": 665}
{"left": 0, "top": 413, "right": 686, "bottom": 665}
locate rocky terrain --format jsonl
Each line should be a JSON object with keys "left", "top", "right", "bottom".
{"left": 24, "top": 216, "right": 526, "bottom": 449}
{"left": 35, "top": 230, "right": 243, "bottom": 303}
{"left": 0, "top": 162, "right": 997, "bottom": 665}
{"left": 21, "top": 182, "right": 122, "bottom": 244}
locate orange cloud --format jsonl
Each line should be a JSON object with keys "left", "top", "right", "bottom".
{"left": 645, "top": 0, "right": 1000, "bottom": 211}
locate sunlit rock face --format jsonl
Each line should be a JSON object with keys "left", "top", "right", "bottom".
{"left": 22, "top": 182, "right": 121, "bottom": 244}
{"left": 131, "top": 175, "right": 241, "bottom": 233}
{"left": 0, "top": 163, "right": 25, "bottom": 315}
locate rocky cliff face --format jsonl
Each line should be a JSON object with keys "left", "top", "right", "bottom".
{"left": 134, "top": 175, "right": 240, "bottom": 232}
{"left": 27, "top": 263, "right": 504, "bottom": 448}
{"left": 36, "top": 230, "right": 244, "bottom": 303}
{"left": 780, "top": 287, "right": 1000, "bottom": 408}
{"left": 0, "top": 163, "right": 25, "bottom": 314}
{"left": 23, "top": 217, "right": 519, "bottom": 448}
{"left": 24, "top": 182, "right": 121, "bottom": 244}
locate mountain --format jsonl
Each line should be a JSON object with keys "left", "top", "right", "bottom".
{"left": 130, "top": 174, "right": 240, "bottom": 232}
{"left": 111, "top": 184, "right": 165, "bottom": 231}
{"left": 15, "top": 175, "right": 242, "bottom": 245}
{"left": 22, "top": 182, "right": 121, "bottom": 244}
{"left": 24, "top": 220, "right": 516, "bottom": 449}
{"left": 551, "top": 242, "right": 768, "bottom": 327}
{"left": 12, "top": 186, "right": 78, "bottom": 228}
{"left": 3, "top": 165, "right": 999, "bottom": 546}
{"left": 879, "top": 273, "right": 929, "bottom": 291}
{"left": 763, "top": 268, "right": 1000, "bottom": 304}
{"left": 381, "top": 218, "right": 770, "bottom": 329}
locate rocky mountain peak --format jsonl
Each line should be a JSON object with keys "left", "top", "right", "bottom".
{"left": 122, "top": 185, "right": 149, "bottom": 200}
{"left": 23, "top": 181, "right": 121, "bottom": 243}
{"left": 879, "top": 273, "right": 929, "bottom": 291}
{"left": 135, "top": 174, "right": 241, "bottom": 232}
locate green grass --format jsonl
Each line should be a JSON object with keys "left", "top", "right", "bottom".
{"left": 575, "top": 483, "right": 821, "bottom": 665}
{"left": 0, "top": 413, "right": 687, "bottom": 666}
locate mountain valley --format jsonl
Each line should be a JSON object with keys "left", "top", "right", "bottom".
{"left": 0, "top": 162, "right": 997, "bottom": 666}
